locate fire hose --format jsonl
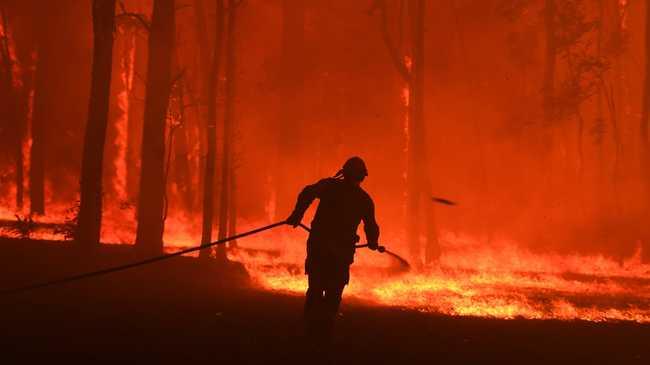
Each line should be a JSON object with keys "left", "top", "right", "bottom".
{"left": 0, "top": 220, "right": 409, "bottom": 296}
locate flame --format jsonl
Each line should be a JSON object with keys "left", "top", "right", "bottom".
{"left": 2, "top": 0, "right": 649, "bottom": 327}
{"left": 229, "top": 226, "right": 650, "bottom": 323}
{"left": 1, "top": 201, "right": 649, "bottom": 324}
{"left": 0, "top": 19, "right": 23, "bottom": 88}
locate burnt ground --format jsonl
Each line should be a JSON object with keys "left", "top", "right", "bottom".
{"left": 0, "top": 238, "right": 648, "bottom": 364}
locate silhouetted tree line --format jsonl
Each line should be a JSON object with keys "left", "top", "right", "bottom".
{"left": 1, "top": 0, "right": 650, "bottom": 262}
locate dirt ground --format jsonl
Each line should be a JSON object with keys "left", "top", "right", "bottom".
{"left": 0, "top": 238, "right": 648, "bottom": 364}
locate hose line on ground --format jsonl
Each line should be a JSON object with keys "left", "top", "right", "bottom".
{"left": 0, "top": 221, "right": 287, "bottom": 296}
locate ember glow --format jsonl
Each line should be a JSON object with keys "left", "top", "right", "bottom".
{"left": 229, "top": 226, "right": 650, "bottom": 323}
{"left": 2, "top": 203, "right": 649, "bottom": 323}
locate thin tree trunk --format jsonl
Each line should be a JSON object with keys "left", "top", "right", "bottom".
{"left": 611, "top": 0, "right": 627, "bottom": 215}
{"left": 540, "top": 0, "right": 556, "bottom": 240}
{"left": 192, "top": 0, "right": 210, "bottom": 108}
{"left": 126, "top": 29, "right": 145, "bottom": 203}
{"left": 640, "top": 0, "right": 650, "bottom": 262}
{"left": 372, "top": 0, "right": 430, "bottom": 264}
{"left": 173, "top": 80, "right": 193, "bottom": 212}
{"left": 596, "top": 0, "right": 605, "bottom": 162}
{"left": 411, "top": 0, "right": 438, "bottom": 263}
{"left": 405, "top": 0, "right": 433, "bottom": 265}
{"left": 200, "top": 0, "right": 224, "bottom": 258}
{"left": 217, "top": 0, "right": 238, "bottom": 257}
{"left": 135, "top": 0, "right": 175, "bottom": 255}
{"left": 0, "top": 8, "right": 24, "bottom": 210}
{"left": 543, "top": 0, "right": 556, "bottom": 125}
{"left": 30, "top": 34, "right": 50, "bottom": 215}
{"left": 228, "top": 168, "right": 237, "bottom": 246}
{"left": 593, "top": 0, "right": 606, "bottom": 220}
{"left": 76, "top": 0, "right": 116, "bottom": 246}
{"left": 191, "top": 0, "right": 211, "bottom": 222}
{"left": 225, "top": 18, "right": 238, "bottom": 244}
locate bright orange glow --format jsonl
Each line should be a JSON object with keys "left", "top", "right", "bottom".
{"left": 0, "top": 20, "right": 23, "bottom": 88}
{"left": 2, "top": 0, "right": 650, "bottom": 328}
{"left": 227, "top": 224, "right": 650, "bottom": 323}
{"left": 2, "top": 198, "right": 649, "bottom": 323}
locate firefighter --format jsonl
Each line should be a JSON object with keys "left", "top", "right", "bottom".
{"left": 286, "top": 156, "right": 380, "bottom": 342}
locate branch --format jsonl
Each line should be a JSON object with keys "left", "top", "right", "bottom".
{"left": 370, "top": 0, "right": 410, "bottom": 81}
{"left": 117, "top": 2, "right": 151, "bottom": 31}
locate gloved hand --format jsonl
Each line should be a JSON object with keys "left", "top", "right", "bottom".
{"left": 368, "top": 241, "right": 379, "bottom": 251}
{"left": 285, "top": 212, "right": 302, "bottom": 228}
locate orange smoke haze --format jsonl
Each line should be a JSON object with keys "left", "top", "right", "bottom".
{"left": 1, "top": 0, "right": 650, "bottom": 323}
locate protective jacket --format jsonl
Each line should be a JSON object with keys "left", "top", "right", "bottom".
{"left": 289, "top": 178, "right": 379, "bottom": 278}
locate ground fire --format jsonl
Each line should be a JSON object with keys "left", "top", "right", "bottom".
{"left": 0, "top": 0, "right": 649, "bottom": 361}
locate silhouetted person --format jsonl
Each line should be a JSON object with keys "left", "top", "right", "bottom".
{"left": 286, "top": 156, "right": 380, "bottom": 344}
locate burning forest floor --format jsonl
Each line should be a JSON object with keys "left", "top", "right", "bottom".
{"left": 3, "top": 206, "right": 650, "bottom": 324}
{"left": 0, "top": 237, "right": 649, "bottom": 363}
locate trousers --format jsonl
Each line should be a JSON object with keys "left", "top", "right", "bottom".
{"left": 303, "top": 271, "right": 347, "bottom": 343}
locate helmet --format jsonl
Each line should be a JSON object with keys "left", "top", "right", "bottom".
{"left": 336, "top": 156, "right": 368, "bottom": 181}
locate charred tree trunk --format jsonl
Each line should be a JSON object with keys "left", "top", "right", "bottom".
{"left": 191, "top": 0, "right": 212, "bottom": 227}
{"left": 192, "top": 0, "right": 211, "bottom": 109}
{"left": 76, "top": 0, "right": 117, "bottom": 246}
{"left": 409, "top": 0, "right": 437, "bottom": 263}
{"left": 200, "top": 0, "right": 224, "bottom": 259}
{"left": 373, "top": 0, "right": 433, "bottom": 265}
{"left": 595, "top": 0, "right": 605, "bottom": 163}
{"left": 135, "top": 0, "right": 175, "bottom": 255}
{"left": 11, "top": 10, "right": 37, "bottom": 213}
{"left": 0, "top": 8, "right": 24, "bottom": 210}
{"left": 609, "top": 0, "right": 624, "bottom": 214}
{"left": 127, "top": 29, "right": 146, "bottom": 202}
{"left": 30, "top": 70, "right": 45, "bottom": 214}
{"left": 217, "top": 0, "right": 239, "bottom": 256}
{"left": 405, "top": 0, "right": 437, "bottom": 265}
{"left": 228, "top": 168, "right": 237, "bottom": 245}
{"left": 14, "top": 107, "right": 24, "bottom": 209}
{"left": 173, "top": 81, "right": 193, "bottom": 212}
{"left": 30, "top": 19, "right": 51, "bottom": 215}
{"left": 225, "top": 17, "right": 238, "bottom": 245}
{"left": 641, "top": 0, "right": 650, "bottom": 262}
{"left": 542, "top": 0, "right": 556, "bottom": 151}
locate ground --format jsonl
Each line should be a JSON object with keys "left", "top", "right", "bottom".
{"left": 0, "top": 238, "right": 648, "bottom": 364}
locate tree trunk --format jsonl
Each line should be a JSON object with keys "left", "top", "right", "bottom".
{"left": 228, "top": 169, "right": 237, "bottom": 245}
{"left": 127, "top": 29, "right": 146, "bottom": 203}
{"left": 405, "top": 0, "right": 434, "bottom": 265}
{"left": 135, "top": 0, "right": 175, "bottom": 255}
{"left": 640, "top": 0, "right": 650, "bottom": 262}
{"left": 373, "top": 0, "right": 430, "bottom": 265}
{"left": 200, "top": 0, "right": 224, "bottom": 258}
{"left": 192, "top": 0, "right": 211, "bottom": 107}
{"left": 0, "top": 8, "right": 24, "bottom": 210}
{"left": 30, "top": 21, "right": 51, "bottom": 215}
{"left": 76, "top": 0, "right": 116, "bottom": 246}
{"left": 543, "top": 0, "right": 556, "bottom": 125}
{"left": 173, "top": 80, "right": 193, "bottom": 212}
{"left": 542, "top": 0, "right": 555, "bottom": 192}
{"left": 217, "top": 0, "right": 238, "bottom": 257}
